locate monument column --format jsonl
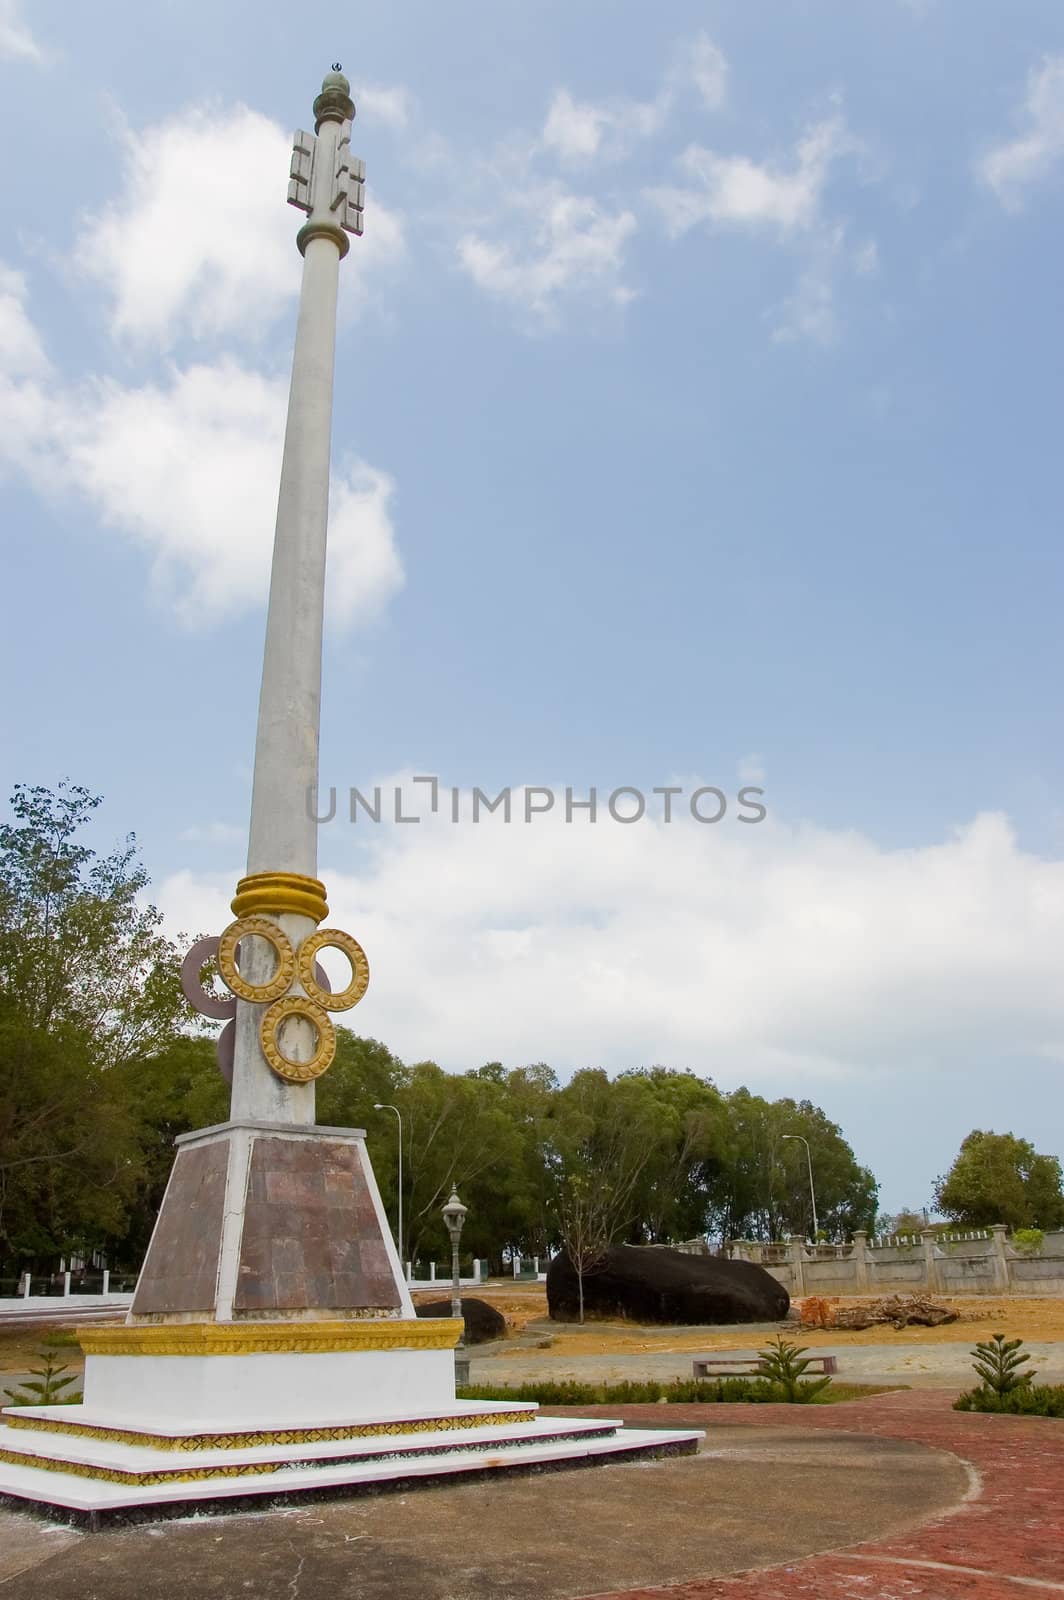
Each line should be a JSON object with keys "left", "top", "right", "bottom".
{"left": 126, "top": 69, "right": 382, "bottom": 1329}
{"left": 229, "top": 68, "right": 366, "bottom": 1125}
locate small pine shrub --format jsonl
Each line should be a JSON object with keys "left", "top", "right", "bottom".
{"left": 951, "top": 1332, "right": 1063, "bottom": 1417}
{"left": 1011, "top": 1229, "right": 1044, "bottom": 1256}
{"left": 2, "top": 1349, "right": 82, "bottom": 1407}
{"left": 954, "top": 1383, "right": 1064, "bottom": 1418}
{"left": 755, "top": 1334, "right": 833, "bottom": 1403}
{"left": 969, "top": 1333, "right": 1032, "bottom": 1396}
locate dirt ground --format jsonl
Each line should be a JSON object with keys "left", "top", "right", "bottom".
{"left": 459, "top": 1282, "right": 1064, "bottom": 1354}
{"left": 3, "top": 1287, "right": 1062, "bottom": 1381}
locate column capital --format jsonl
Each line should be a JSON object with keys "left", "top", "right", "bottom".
{"left": 314, "top": 65, "right": 355, "bottom": 129}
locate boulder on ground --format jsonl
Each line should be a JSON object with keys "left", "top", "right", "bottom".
{"left": 546, "top": 1245, "right": 789, "bottom": 1325}
{"left": 414, "top": 1296, "right": 506, "bottom": 1344}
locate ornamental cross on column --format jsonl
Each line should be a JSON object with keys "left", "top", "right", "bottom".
{"left": 181, "top": 67, "right": 368, "bottom": 1125}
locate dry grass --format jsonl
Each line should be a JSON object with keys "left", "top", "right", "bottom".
{"left": 3, "top": 1289, "right": 1060, "bottom": 1377}
{"left": 469, "top": 1284, "right": 1064, "bottom": 1354}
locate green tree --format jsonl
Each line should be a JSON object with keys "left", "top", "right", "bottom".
{"left": 0, "top": 995, "right": 140, "bottom": 1266}
{"left": 397, "top": 1061, "right": 523, "bottom": 1266}
{"left": 0, "top": 784, "right": 185, "bottom": 1067}
{"left": 934, "top": 1131, "right": 1064, "bottom": 1230}
{"left": 618, "top": 1067, "right": 726, "bottom": 1243}
{"left": 876, "top": 1209, "right": 927, "bottom": 1239}
{"left": 0, "top": 784, "right": 188, "bottom": 1271}
{"left": 546, "top": 1070, "right": 665, "bottom": 1320}
{"left": 707, "top": 1090, "right": 877, "bottom": 1242}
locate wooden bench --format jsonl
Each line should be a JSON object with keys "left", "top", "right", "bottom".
{"left": 692, "top": 1353, "right": 838, "bottom": 1379}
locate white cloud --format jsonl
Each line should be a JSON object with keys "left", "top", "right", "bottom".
{"left": 0, "top": 282, "right": 404, "bottom": 630}
{"left": 0, "top": 0, "right": 41, "bottom": 61}
{"left": 541, "top": 88, "right": 667, "bottom": 165}
{"left": 458, "top": 189, "right": 637, "bottom": 324}
{"left": 980, "top": 56, "right": 1064, "bottom": 205}
{"left": 0, "top": 266, "right": 48, "bottom": 377}
{"left": 156, "top": 802, "right": 1064, "bottom": 1091}
{"left": 542, "top": 90, "right": 614, "bottom": 163}
{"left": 539, "top": 31, "right": 726, "bottom": 167}
{"left": 682, "top": 31, "right": 728, "bottom": 111}
{"left": 76, "top": 105, "right": 405, "bottom": 347}
{"left": 178, "top": 821, "right": 246, "bottom": 845}
{"left": 327, "top": 464, "right": 404, "bottom": 627}
{"left": 648, "top": 115, "right": 849, "bottom": 237}
{"left": 768, "top": 223, "right": 859, "bottom": 345}
{"left": 354, "top": 83, "right": 411, "bottom": 129}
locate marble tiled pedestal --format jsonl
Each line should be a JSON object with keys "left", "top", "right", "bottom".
{"left": 0, "top": 1123, "right": 702, "bottom": 1522}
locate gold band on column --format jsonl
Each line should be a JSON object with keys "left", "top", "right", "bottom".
{"left": 231, "top": 872, "right": 329, "bottom": 924}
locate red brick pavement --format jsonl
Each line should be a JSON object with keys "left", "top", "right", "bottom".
{"left": 567, "top": 1391, "right": 1064, "bottom": 1599}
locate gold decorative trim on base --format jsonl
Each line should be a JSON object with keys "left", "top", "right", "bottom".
{"left": 0, "top": 1447, "right": 289, "bottom": 1487}
{"left": 77, "top": 1319, "right": 462, "bottom": 1358}
{"left": 0, "top": 1413, "right": 581, "bottom": 1487}
{"left": 2, "top": 1410, "right": 532, "bottom": 1453}
{"left": 231, "top": 872, "right": 329, "bottom": 925}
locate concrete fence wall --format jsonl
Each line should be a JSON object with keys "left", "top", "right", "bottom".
{"left": 725, "top": 1226, "right": 1064, "bottom": 1297}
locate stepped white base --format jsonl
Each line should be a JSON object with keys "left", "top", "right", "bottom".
{"left": 0, "top": 1403, "right": 702, "bottom": 1521}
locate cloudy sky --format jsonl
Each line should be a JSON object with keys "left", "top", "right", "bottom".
{"left": 2, "top": 1, "right": 1063, "bottom": 1215}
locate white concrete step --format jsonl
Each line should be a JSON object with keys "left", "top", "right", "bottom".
{"left": 0, "top": 1423, "right": 702, "bottom": 1516}
{"left": 0, "top": 1414, "right": 621, "bottom": 1478}
{"left": 3, "top": 1396, "right": 538, "bottom": 1444}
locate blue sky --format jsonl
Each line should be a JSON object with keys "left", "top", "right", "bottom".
{"left": 2, "top": 0, "right": 1064, "bottom": 1216}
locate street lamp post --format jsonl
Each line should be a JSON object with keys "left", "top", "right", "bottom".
{"left": 373, "top": 1104, "right": 403, "bottom": 1270}
{"left": 782, "top": 1134, "right": 819, "bottom": 1242}
{"left": 441, "top": 1189, "right": 468, "bottom": 1384}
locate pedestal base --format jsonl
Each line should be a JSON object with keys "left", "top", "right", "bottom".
{"left": 0, "top": 1400, "right": 701, "bottom": 1525}
{"left": 0, "top": 1319, "right": 703, "bottom": 1522}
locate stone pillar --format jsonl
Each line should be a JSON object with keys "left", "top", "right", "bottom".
{"left": 102, "top": 1268, "right": 110, "bottom": 1296}
{"left": 229, "top": 70, "right": 362, "bottom": 1128}
{"left": 63, "top": 1271, "right": 71, "bottom": 1297}
{"left": 921, "top": 1230, "right": 941, "bottom": 1293}
{"left": 991, "top": 1224, "right": 1010, "bottom": 1292}
{"left": 786, "top": 1236, "right": 806, "bottom": 1297}
{"left": 852, "top": 1230, "right": 869, "bottom": 1292}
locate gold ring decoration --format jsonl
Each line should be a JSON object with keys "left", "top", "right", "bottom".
{"left": 231, "top": 871, "right": 329, "bottom": 925}
{"left": 216, "top": 917, "right": 295, "bottom": 1004}
{"left": 260, "top": 996, "right": 336, "bottom": 1082}
{"left": 297, "top": 927, "right": 370, "bottom": 1012}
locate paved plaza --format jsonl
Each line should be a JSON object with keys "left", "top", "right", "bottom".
{"left": 0, "top": 1390, "right": 1060, "bottom": 1598}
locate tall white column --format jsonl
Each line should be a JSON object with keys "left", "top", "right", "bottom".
{"left": 228, "top": 69, "right": 364, "bottom": 1125}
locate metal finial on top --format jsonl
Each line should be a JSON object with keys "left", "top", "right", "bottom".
{"left": 332, "top": 61, "right": 343, "bottom": 71}
{"left": 314, "top": 64, "right": 354, "bottom": 129}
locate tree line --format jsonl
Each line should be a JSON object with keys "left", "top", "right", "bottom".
{"left": 1, "top": 784, "right": 1061, "bottom": 1277}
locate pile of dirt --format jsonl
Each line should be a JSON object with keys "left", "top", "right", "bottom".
{"left": 547, "top": 1245, "right": 789, "bottom": 1325}
{"left": 799, "top": 1294, "right": 959, "bottom": 1331}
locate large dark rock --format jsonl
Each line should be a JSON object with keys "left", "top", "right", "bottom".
{"left": 414, "top": 1296, "right": 506, "bottom": 1344}
{"left": 546, "top": 1245, "right": 789, "bottom": 1325}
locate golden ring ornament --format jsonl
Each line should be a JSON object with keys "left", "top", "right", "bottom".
{"left": 297, "top": 927, "right": 370, "bottom": 1012}
{"left": 260, "top": 995, "right": 336, "bottom": 1082}
{"left": 216, "top": 916, "right": 296, "bottom": 1004}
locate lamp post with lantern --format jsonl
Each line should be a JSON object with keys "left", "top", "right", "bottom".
{"left": 441, "top": 1189, "right": 469, "bottom": 1384}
